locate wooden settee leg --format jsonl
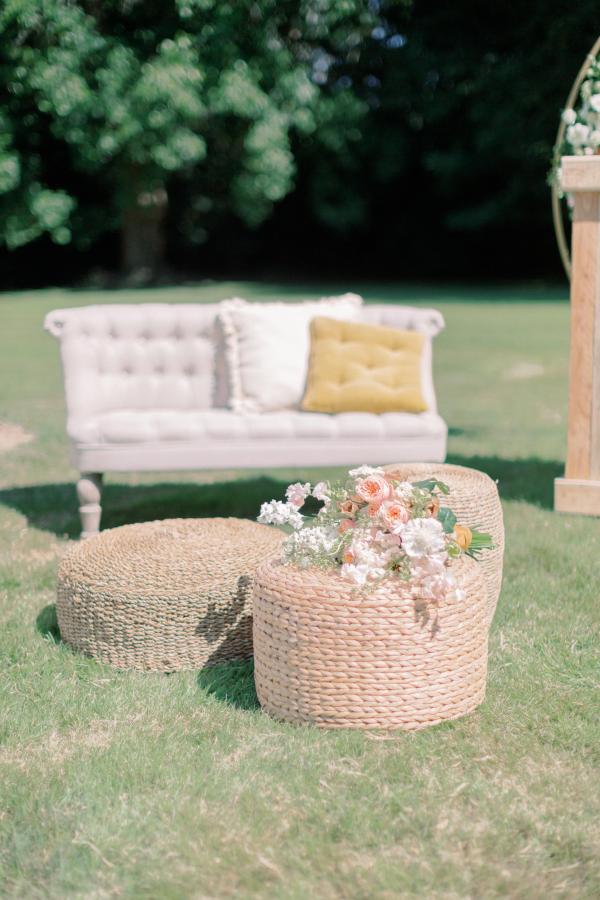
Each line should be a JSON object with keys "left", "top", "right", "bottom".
{"left": 77, "top": 473, "right": 103, "bottom": 539}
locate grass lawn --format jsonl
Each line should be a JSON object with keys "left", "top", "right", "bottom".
{"left": 2, "top": 281, "right": 600, "bottom": 898}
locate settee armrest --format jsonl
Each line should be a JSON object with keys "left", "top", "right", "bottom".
{"left": 361, "top": 304, "right": 445, "bottom": 338}
{"left": 44, "top": 309, "right": 69, "bottom": 338}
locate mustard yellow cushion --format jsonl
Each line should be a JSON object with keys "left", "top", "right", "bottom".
{"left": 301, "top": 317, "right": 427, "bottom": 414}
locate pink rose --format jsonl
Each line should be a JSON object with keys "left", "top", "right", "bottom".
{"left": 355, "top": 474, "right": 391, "bottom": 506}
{"left": 379, "top": 499, "right": 410, "bottom": 532}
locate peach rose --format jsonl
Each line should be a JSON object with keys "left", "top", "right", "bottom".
{"left": 425, "top": 496, "right": 440, "bottom": 517}
{"left": 339, "top": 499, "right": 359, "bottom": 517}
{"left": 379, "top": 499, "right": 410, "bottom": 532}
{"left": 453, "top": 524, "right": 472, "bottom": 551}
{"left": 355, "top": 474, "right": 391, "bottom": 506}
{"left": 338, "top": 519, "right": 355, "bottom": 535}
{"left": 343, "top": 548, "right": 355, "bottom": 564}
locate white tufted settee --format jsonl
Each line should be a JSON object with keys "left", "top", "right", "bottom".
{"left": 45, "top": 302, "right": 447, "bottom": 536}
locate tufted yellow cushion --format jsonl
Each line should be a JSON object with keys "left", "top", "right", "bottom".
{"left": 301, "top": 317, "right": 427, "bottom": 414}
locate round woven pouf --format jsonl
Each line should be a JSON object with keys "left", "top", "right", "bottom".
{"left": 253, "top": 556, "right": 488, "bottom": 731}
{"left": 57, "top": 518, "right": 283, "bottom": 672}
{"left": 383, "top": 462, "right": 504, "bottom": 625}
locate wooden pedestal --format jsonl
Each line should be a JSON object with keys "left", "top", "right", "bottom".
{"left": 555, "top": 156, "right": 600, "bottom": 516}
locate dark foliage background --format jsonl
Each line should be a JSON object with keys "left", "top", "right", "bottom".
{"left": 1, "top": 1, "right": 598, "bottom": 288}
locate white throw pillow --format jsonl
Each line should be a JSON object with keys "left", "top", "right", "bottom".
{"left": 218, "top": 294, "right": 363, "bottom": 413}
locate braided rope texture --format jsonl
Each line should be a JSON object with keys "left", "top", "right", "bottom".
{"left": 253, "top": 555, "right": 488, "bottom": 731}
{"left": 383, "top": 463, "right": 504, "bottom": 625}
{"left": 57, "top": 518, "right": 283, "bottom": 672}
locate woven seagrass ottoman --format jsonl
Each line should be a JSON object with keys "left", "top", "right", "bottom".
{"left": 56, "top": 518, "right": 283, "bottom": 672}
{"left": 384, "top": 462, "right": 504, "bottom": 624}
{"left": 253, "top": 556, "right": 488, "bottom": 731}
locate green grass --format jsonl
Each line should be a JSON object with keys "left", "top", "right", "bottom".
{"left": 2, "top": 281, "right": 600, "bottom": 899}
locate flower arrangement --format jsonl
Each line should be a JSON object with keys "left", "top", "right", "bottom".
{"left": 258, "top": 466, "right": 492, "bottom": 602}
{"left": 561, "top": 55, "right": 600, "bottom": 157}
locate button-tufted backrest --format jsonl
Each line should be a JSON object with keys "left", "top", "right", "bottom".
{"left": 359, "top": 304, "right": 444, "bottom": 337}
{"left": 44, "top": 304, "right": 223, "bottom": 419}
{"left": 44, "top": 301, "right": 444, "bottom": 419}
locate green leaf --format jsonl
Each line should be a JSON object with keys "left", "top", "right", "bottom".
{"left": 412, "top": 478, "right": 450, "bottom": 495}
{"left": 437, "top": 506, "right": 457, "bottom": 533}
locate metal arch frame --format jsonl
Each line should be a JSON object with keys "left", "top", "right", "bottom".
{"left": 551, "top": 36, "right": 600, "bottom": 280}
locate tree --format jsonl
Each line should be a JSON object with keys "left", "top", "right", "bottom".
{"left": 294, "top": 0, "right": 600, "bottom": 277}
{"left": 0, "top": 0, "right": 385, "bottom": 279}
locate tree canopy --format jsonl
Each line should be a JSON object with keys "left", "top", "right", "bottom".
{"left": 0, "top": 1, "right": 598, "bottom": 283}
{"left": 0, "top": 0, "right": 388, "bottom": 275}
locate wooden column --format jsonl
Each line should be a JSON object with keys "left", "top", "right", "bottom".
{"left": 555, "top": 156, "right": 600, "bottom": 515}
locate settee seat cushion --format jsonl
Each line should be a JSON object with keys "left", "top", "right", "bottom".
{"left": 67, "top": 408, "right": 447, "bottom": 471}
{"left": 68, "top": 408, "right": 446, "bottom": 445}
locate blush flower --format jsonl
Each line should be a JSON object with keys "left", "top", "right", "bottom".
{"left": 379, "top": 499, "right": 410, "bottom": 532}
{"left": 312, "top": 481, "right": 330, "bottom": 503}
{"left": 355, "top": 474, "right": 391, "bottom": 506}
{"left": 285, "top": 482, "right": 311, "bottom": 507}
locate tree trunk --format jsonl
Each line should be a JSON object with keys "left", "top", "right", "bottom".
{"left": 121, "top": 186, "right": 168, "bottom": 282}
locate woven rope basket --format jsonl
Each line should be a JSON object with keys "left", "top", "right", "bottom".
{"left": 253, "top": 555, "right": 488, "bottom": 731}
{"left": 383, "top": 463, "right": 504, "bottom": 624}
{"left": 57, "top": 518, "right": 283, "bottom": 672}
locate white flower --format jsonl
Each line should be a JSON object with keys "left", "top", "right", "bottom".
{"left": 340, "top": 562, "right": 386, "bottom": 585}
{"left": 400, "top": 517, "right": 446, "bottom": 558}
{"left": 346, "top": 538, "right": 394, "bottom": 576}
{"left": 258, "top": 500, "right": 303, "bottom": 530}
{"left": 312, "top": 481, "right": 330, "bottom": 503}
{"left": 341, "top": 562, "right": 370, "bottom": 585}
{"left": 589, "top": 94, "right": 600, "bottom": 113}
{"left": 567, "top": 123, "right": 591, "bottom": 147}
{"left": 392, "top": 480, "right": 415, "bottom": 503}
{"left": 348, "top": 464, "right": 385, "bottom": 478}
{"left": 411, "top": 553, "right": 448, "bottom": 577}
{"left": 562, "top": 108, "right": 577, "bottom": 125}
{"left": 282, "top": 524, "right": 339, "bottom": 567}
{"left": 591, "top": 130, "right": 600, "bottom": 146}
{"left": 418, "top": 572, "right": 455, "bottom": 602}
{"left": 285, "top": 482, "right": 311, "bottom": 507}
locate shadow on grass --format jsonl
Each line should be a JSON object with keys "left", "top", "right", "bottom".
{"left": 36, "top": 603, "right": 61, "bottom": 642}
{"left": 0, "top": 475, "right": 290, "bottom": 538}
{"left": 447, "top": 454, "right": 562, "bottom": 509}
{"left": 197, "top": 659, "right": 259, "bottom": 711}
{"left": 0, "top": 457, "right": 563, "bottom": 538}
